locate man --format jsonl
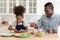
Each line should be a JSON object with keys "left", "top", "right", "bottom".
{"left": 38, "top": 2, "right": 60, "bottom": 33}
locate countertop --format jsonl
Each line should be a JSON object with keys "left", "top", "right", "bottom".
{"left": 0, "top": 33, "right": 58, "bottom": 40}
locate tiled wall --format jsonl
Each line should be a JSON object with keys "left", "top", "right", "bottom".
{"left": 0, "top": 14, "right": 40, "bottom": 24}
{"left": 24, "top": 14, "right": 40, "bottom": 24}
{"left": 0, "top": 14, "right": 15, "bottom": 24}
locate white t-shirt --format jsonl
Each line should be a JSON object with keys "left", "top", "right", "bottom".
{"left": 10, "top": 21, "right": 29, "bottom": 28}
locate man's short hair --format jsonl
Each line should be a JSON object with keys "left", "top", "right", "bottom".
{"left": 44, "top": 2, "right": 54, "bottom": 11}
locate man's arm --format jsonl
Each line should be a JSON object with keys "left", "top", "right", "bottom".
{"left": 37, "top": 15, "right": 43, "bottom": 29}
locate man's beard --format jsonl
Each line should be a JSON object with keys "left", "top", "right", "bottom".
{"left": 46, "top": 13, "right": 53, "bottom": 18}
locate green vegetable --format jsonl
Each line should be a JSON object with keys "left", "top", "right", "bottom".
{"left": 15, "top": 32, "right": 30, "bottom": 38}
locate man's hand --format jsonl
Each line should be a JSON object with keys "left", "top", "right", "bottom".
{"left": 53, "top": 29, "right": 57, "bottom": 33}
{"left": 30, "top": 23, "right": 38, "bottom": 29}
{"left": 46, "top": 28, "right": 53, "bottom": 34}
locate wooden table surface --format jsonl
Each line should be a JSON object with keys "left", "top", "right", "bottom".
{"left": 0, "top": 33, "right": 58, "bottom": 40}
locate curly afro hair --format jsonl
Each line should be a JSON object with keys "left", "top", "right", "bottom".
{"left": 13, "top": 5, "right": 26, "bottom": 16}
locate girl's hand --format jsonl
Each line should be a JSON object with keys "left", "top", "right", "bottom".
{"left": 8, "top": 25, "right": 14, "bottom": 30}
{"left": 13, "top": 29, "right": 18, "bottom": 33}
{"left": 15, "top": 29, "right": 27, "bottom": 33}
{"left": 14, "top": 29, "right": 22, "bottom": 33}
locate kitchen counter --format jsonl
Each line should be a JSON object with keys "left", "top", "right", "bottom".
{"left": 0, "top": 33, "right": 58, "bottom": 40}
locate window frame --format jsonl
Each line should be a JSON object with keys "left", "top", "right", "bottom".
{"left": 0, "top": 0, "right": 37, "bottom": 15}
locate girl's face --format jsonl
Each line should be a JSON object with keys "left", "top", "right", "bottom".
{"left": 16, "top": 16, "right": 23, "bottom": 22}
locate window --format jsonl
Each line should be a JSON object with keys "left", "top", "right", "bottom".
{"left": 9, "top": 0, "right": 16, "bottom": 13}
{"left": 19, "top": 0, "right": 26, "bottom": 7}
{"left": 29, "top": 0, "right": 37, "bottom": 14}
{"left": 0, "top": 0, "right": 37, "bottom": 14}
{"left": 0, "top": 0, "right": 6, "bottom": 13}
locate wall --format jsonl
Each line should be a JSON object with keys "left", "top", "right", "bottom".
{"left": 0, "top": 0, "right": 60, "bottom": 24}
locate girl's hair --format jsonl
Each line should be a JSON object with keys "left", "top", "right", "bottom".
{"left": 13, "top": 5, "right": 26, "bottom": 17}
{"left": 16, "top": 14, "right": 23, "bottom": 18}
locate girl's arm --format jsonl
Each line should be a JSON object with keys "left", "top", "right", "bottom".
{"left": 16, "top": 26, "right": 28, "bottom": 33}
{"left": 8, "top": 25, "right": 14, "bottom": 30}
{"left": 8, "top": 25, "right": 18, "bottom": 33}
{"left": 20, "top": 26, "right": 28, "bottom": 32}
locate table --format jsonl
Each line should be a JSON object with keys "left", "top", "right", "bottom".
{"left": 0, "top": 34, "right": 58, "bottom": 40}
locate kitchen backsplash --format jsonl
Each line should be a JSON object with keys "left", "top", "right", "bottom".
{"left": 0, "top": 14, "right": 41, "bottom": 25}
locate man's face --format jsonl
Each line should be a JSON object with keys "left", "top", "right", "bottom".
{"left": 44, "top": 6, "right": 53, "bottom": 17}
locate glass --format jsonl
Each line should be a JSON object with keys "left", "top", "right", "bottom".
{"left": 33, "top": 0, "right": 36, "bottom": 1}
{"left": 0, "top": 3, "right": 6, "bottom": 7}
{"left": 9, "top": 3, "right": 12, "bottom": 7}
{"left": 0, "top": 0, "right": 3, "bottom": 3}
{"left": 19, "top": 0, "right": 22, "bottom": 1}
{"left": 29, "top": 8, "right": 32, "bottom": 13}
{"left": 9, "top": 8, "right": 12, "bottom": 13}
{"left": 0, "top": 8, "right": 2, "bottom": 13}
{"left": 0, "top": 3, "right": 2, "bottom": 7}
{"left": 9, "top": 0, "right": 12, "bottom": 2}
{"left": 19, "top": 2, "right": 22, "bottom": 5}
{"left": 13, "top": 0, "right": 16, "bottom": 1}
{"left": 29, "top": 2, "right": 32, "bottom": 7}
{"left": 0, "top": 8, "right": 6, "bottom": 13}
{"left": 9, "top": 0, "right": 16, "bottom": 13}
{"left": 33, "top": 8, "right": 36, "bottom": 13}
{"left": 4, "top": 8, "right": 6, "bottom": 13}
{"left": 23, "top": 2, "right": 26, "bottom": 6}
{"left": 23, "top": 0, "right": 26, "bottom": 1}
{"left": 29, "top": 0, "right": 32, "bottom": 1}
{"left": 0, "top": 0, "right": 6, "bottom": 13}
{"left": 33, "top": 2, "right": 36, "bottom": 6}
{"left": 13, "top": 3, "right": 16, "bottom": 7}
{"left": 3, "top": 3, "right": 6, "bottom": 7}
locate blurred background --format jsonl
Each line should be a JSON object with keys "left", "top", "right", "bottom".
{"left": 0, "top": 0, "right": 60, "bottom": 25}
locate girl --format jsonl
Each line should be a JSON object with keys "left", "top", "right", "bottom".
{"left": 8, "top": 6, "right": 28, "bottom": 33}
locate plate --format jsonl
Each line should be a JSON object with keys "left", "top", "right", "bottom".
{"left": 0, "top": 32, "right": 14, "bottom": 37}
